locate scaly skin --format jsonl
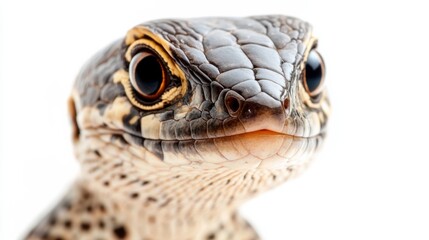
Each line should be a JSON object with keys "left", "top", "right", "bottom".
{"left": 25, "top": 15, "right": 330, "bottom": 240}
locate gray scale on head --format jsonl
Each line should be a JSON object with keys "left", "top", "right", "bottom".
{"left": 138, "top": 17, "right": 310, "bottom": 141}
{"left": 73, "top": 16, "right": 310, "bottom": 111}
{"left": 143, "top": 16, "right": 310, "bottom": 106}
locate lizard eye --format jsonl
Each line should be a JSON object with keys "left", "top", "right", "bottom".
{"left": 121, "top": 29, "right": 188, "bottom": 111}
{"left": 303, "top": 50, "right": 325, "bottom": 97}
{"left": 129, "top": 51, "right": 168, "bottom": 101}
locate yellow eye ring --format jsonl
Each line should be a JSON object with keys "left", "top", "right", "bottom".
{"left": 118, "top": 26, "right": 187, "bottom": 111}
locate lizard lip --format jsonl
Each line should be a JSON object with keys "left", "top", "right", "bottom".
{"left": 82, "top": 128, "right": 324, "bottom": 142}
{"left": 134, "top": 129, "right": 324, "bottom": 168}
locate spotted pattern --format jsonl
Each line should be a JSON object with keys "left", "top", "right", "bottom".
{"left": 26, "top": 15, "right": 330, "bottom": 240}
{"left": 25, "top": 182, "right": 129, "bottom": 240}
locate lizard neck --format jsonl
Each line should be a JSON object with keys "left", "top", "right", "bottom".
{"left": 78, "top": 164, "right": 293, "bottom": 239}
{"left": 78, "top": 168, "right": 284, "bottom": 239}
{"left": 76, "top": 139, "right": 295, "bottom": 239}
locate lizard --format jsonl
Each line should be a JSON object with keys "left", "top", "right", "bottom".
{"left": 25, "top": 15, "right": 330, "bottom": 240}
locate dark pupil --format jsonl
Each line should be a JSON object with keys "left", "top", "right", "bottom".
{"left": 135, "top": 55, "right": 163, "bottom": 95}
{"left": 305, "top": 50, "right": 323, "bottom": 93}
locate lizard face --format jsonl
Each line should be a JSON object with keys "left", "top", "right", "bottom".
{"left": 70, "top": 16, "right": 329, "bottom": 180}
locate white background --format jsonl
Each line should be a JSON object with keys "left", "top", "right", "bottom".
{"left": 1, "top": 0, "right": 429, "bottom": 239}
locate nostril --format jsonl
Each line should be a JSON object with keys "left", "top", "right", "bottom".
{"left": 283, "top": 98, "right": 290, "bottom": 110}
{"left": 225, "top": 91, "right": 244, "bottom": 117}
{"left": 227, "top": 97, "right": 240, "bottom": 113}
{"left": 283, "top": 97, "right": 291, "bottom": 115}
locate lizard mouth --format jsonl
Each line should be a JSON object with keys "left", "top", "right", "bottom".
{"left": 81, "top": 128, "right": 324, "bottom": 170}
{"left": 82, "top": 127, "right": 323, "bottom": 142}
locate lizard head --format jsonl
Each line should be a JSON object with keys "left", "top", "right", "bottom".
{"left": 69, "top": 16, "right": 330, "bottom": 206}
